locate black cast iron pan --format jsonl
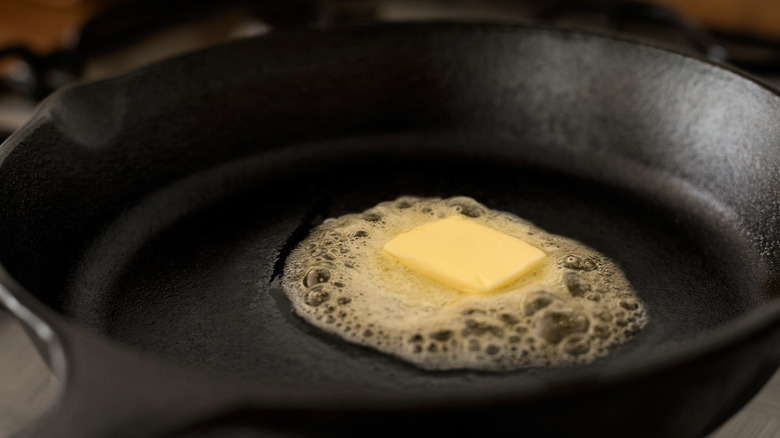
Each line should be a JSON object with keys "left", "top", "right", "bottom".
{"left": 1, "top": 22, "right": 779, "bottom": 438}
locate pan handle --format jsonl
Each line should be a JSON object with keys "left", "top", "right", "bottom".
{"left": 0, "top": 269, "right": 273, "bottom": 438}
{"left": 28, "top": 319, "right": 280, "bottom": 438}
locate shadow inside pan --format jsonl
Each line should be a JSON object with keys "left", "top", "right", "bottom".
{"left": 62, "top": 131, "right": 766, "bottom": 395}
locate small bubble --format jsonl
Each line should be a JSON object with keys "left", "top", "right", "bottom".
{"left": 409, "top": 334, "right": 424, "bottom": 343}
{"left": 363, "top": 329, "right": 373, "bottom": 337}
{"left": 592, "top": 324, "right": 611, "bottom": 339}
{"left": 445, "top": 197, "right": 485, "bottom": 218}
{"left": 461, "top": 319, "right": 504, "bottom": 337}
{"left": 564, "top": 272, "right": 591, "bottom": 297}
{"left": 309, "top": 248, "right": 327, "bottom": 257}
{"left": 361, "top": 210, "right": 383, "bottom": 222}
{"left": 485, "top": 345, "right": 501, "bottom": 355}
{"left": 562, "top": 255, "right": 597, "bottom": 271}
{"left": 594, "top": 309, "right": 612, "bottom": 322}
{"left": 499, "top": 313, "right": 520, "bottom": 326}
{"left": 533, "top": 309, "right": 590, "bottom": 344}
{"left": 427, "top": 343, "right": 438, "bottom": 353}
{"left": 395, "top": 198, "right": 415, "bottom": 209}
{"left": 336, "top": 296, "right": 351, "bottom": 305}
{"left": 523, "top": 291, "right": 558, "bottom": 316}
{"left": 430, "top": 330, "right": 454, "bottom": 341}
{"left": 303, "top": 267, "right": 331, "bottom": 287}
{"left": 620, "top": 299, "right": 639, "bottom": 310}
{"left": 304, "top": 286, "right": 330, "bottom": 307}
{"left": 468, "top": 339, "right": 481, "bottom": 352}
{"left": 561, "top": 334, "right": 591, "bottom": 356}
{"left": 413, "top": 345, "right": 422, "bottom": 353}
{"left": 353, "top": 230, "right": 369, "bottom": 238}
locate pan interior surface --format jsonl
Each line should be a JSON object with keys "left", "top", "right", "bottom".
{"left": 61, "top": 131, "right": 767, "bottom": 394}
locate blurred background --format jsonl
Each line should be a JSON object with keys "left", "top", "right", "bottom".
{"left": 5, "top": 0, "right": 780, "bottom": 140}
{"left": 1, "top": 1, "right": 779, "bottom": 437}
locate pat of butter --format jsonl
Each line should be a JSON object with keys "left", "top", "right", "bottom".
{"left": 382, "top": 216, "right": 546, "bottom": 293}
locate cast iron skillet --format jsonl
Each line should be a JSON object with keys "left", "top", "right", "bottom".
{"left": 0, "top": 22, "right": 779, "bottom": 438}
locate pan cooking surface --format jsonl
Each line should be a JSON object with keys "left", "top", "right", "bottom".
{"left": 62, "top": 132, "right": 765, "bottom": 394}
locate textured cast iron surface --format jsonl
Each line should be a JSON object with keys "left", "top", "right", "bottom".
{"left": 0, "top": 23, "right": 779, "bottom": 438}
{"left": 68, "top": 137, "right": 763, "bottom": 385}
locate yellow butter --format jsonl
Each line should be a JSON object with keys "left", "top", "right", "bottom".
{"left": 382, "top": 215, "right": 547, "bottom": 293}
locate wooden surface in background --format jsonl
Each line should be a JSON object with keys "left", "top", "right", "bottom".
{"left": 4, "top": 0, "right": 780, "bottom": 55}
{"left": 0, "top": 0, "right": 121, "bottom": 54}
{"left": 655, "top": 0, "right": 780, "bottom": 40}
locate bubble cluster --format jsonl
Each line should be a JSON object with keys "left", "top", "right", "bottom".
{"left": 281, "top": 196, "right": 647, "bottom": 371}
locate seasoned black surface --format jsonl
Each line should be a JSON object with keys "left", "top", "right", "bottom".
{"left": 0, "top": 23, "right": 778, "bottom": 438}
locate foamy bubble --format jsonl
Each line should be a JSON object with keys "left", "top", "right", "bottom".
{"left": 281, "top": 196, "right": 647, "bottom": 371}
